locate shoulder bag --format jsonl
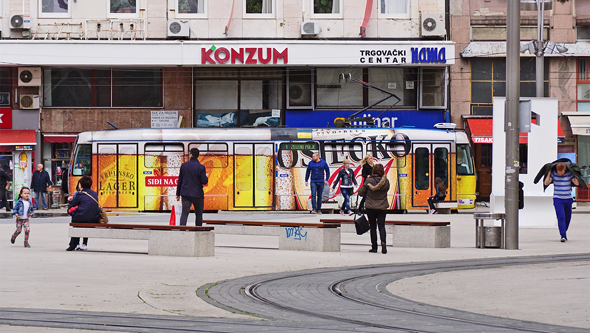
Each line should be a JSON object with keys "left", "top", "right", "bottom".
{"left": 353, "top": 195, "right": 370, "bottom": 235}
{"left": 82, "top": 191, "right": 109, "bottom": 224}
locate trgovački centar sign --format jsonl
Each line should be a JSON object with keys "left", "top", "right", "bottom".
{"left": 202, "top": 45, "right": 288, "bottom": 64}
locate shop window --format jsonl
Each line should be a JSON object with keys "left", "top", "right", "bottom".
{"left": 0, "top": 68, "right": 10, "bottom": 106}
{"left": 471, "top": 58, "right": 549, "bottom": 115}
{"left": 40, "top": 0, "right": 70, "bottom": 17}
{"left": 110, "top": 0, "right": 137, "bottom": 15}
{"left": 313, "top": 0, "right": 340, "bottom": 14}
{"left": 380, "top": 0, "right": 408, "bottom": 15}
{"left": 287, "top": 68, "right": 313, "bottom": 109}
{"left": 245, "top": 0, "right": 273, "bottom": 15}
{"left": 419, "top": 68, "right": 447, "bottom": 109}
{"left": 316, "top": 68, "right": 363, "bottom": 108}
{"left": 43, "top": 68, "right": 162, "bottom": 107}
{"left": 368, "top": 68, "right": 417, "bottom": 107}
{"left": 112, "top": 69, "right": 162, "bottom": 107}
{"left": 480, "top": 144, "right": 492, "bottom": 168}
{"left": 178, "top": 0, "right": 204, "bottom": 14}
{"left": 578, "top": 58, "right": 590, "bottom": 111}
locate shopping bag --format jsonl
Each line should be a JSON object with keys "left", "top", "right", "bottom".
{"left": 322, "top": 185, "right": 331, "bottom": 202}
{"left": 354, "top": 214, "right": 370, "bottom": 235}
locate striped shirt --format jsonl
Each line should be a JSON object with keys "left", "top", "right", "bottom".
{"left": 551, "top": 170, "right": 573, "bottom": 199}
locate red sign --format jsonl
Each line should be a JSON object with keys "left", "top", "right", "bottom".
{"left": 201, "top": 47, "right": 288, "bottom": 64}
{"left": 0, "top": 108, "right": 12, "bottom": 129}
{"left": 145, "top": 176, "right": 179, "bottom": 187}
{"left": 472, "top": 137, "right": 493, "bottom": 143}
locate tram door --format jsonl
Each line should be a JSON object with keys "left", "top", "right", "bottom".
{"left": 233, "top": 143, "right": 274, "bottom": 208}
{"left": 97, "top": 144, "right": 138, "bottom": 209}
{"left": 412, "top": 143, "right": 450, "bottom": 208}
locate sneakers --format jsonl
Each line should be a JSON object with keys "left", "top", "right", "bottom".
{"left": 311, "top": 210, "right": 317, "bottom": 214}
{"left": 340, "top": 210, "right": 344, "bottom": 215}
{"left": 24, "top": 242, "right": 30, "bottom": 248}
{"left": 348, "top": 211, "right": 355, "bottom": 216}
{"left": 316, "top": 210, "right": 322, "bottom": 215}
{"left": 560, "top": 237, "right": 567, "bottom": 242}
{"left": 430, "top": 209, "right": 437, "bottom": 214}
{"left": 79, "top": 244, "right": 88, "bottom": 251}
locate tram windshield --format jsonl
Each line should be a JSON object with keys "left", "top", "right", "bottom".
{"left": 456, "top": 144, "right": 474, "bottom": 175}
{"left": 72, "top": 144, "right": 92, "bottom": 176}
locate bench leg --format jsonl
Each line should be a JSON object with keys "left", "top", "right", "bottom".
{"left": 148, "top": 231, "right": 215, "bottom": 257}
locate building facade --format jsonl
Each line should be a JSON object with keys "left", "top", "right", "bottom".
{"left": 0, "top": 0, "right": 454, "bottom": 207}
{"left": 449, "top": 0, "right": 590, "bottom": 201}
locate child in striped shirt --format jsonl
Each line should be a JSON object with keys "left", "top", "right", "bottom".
{"left": 544, "top": 163, "right": 579, "bottom": 242}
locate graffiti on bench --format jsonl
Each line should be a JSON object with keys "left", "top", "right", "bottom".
{"left": 285, "top": 227, "right": 307, "bottom": 241}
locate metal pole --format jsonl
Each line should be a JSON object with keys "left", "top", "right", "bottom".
{"left": 505, "top": 0, "right": 520, "bottom": 250}
{"left": 536, "top": 0, "right": 544, "bottom": 97}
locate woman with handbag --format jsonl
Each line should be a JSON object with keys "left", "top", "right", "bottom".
{"left": 357, "top": 153, "right": 374, "bottom": 214}
{"left": 66, "top": 176, "right": 101, "bottom": 251}
{"left": 358, "top": 163, "right": 390, "bottom": 254}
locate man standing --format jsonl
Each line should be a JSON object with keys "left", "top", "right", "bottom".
{"left": 31, "top": 164, "right": 52, "bottom": 210}
{"left": 0, "top": 167, "right": 10, "bottom": 211}
{"left": 305, "top": 152, "right": 330, "bottom": 215}
{"left": 544, "top": 163, "right": 579, "bottom": 242}
{"left": 176, "top": 148, "right": 208, "bottom": 226}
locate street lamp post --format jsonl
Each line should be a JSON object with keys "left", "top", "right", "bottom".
{"left": 535, "top": 0, "right": 546, "bottom": 97}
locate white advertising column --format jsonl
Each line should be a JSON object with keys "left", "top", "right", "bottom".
{"left": 490, "top": 97, "right": 558, "bottom": 228}
{"left": 13, "top": 150, "right": 33, "bottom": 202}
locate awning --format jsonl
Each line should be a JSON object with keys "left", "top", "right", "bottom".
{"left": 43, "top": 134, "right": 78, "bottom": 143}
{"left": 562, "top": 112, "right": 590, "bottom": 136}
{"left": 0, "top": 130, "right": 36, "bottom": 146}
{"left": 466, "top": 118, "right": 565, "bottom": 144}
{"left": 461, "top": 42, "right": 590, "bottom": 58}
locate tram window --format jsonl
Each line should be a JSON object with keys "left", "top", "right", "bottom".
{"left": 144, "top": 143, "right": 184, "bottom": 168}
{"left": 415, "top": 148, "right": 429, "bottom": 190}
{"left": 72, "top": 144, "right": 92, "bottom": 176}
{"left": 434, "top": 148, "right": 449, "bottom": 187}
{"left": 323, "top": 142, "right": 363, "bottom": 164}
{"left": 189, "top": 143, "right": 229, "bottom": 168}
{"left": 255, "top": 146, "right": 272, "bottom": 191}
{"left": 456, "top": 144, "right": 475, "bottom": 175}
{"left": 235, "top": 146, "right": 252, "bottom": 191}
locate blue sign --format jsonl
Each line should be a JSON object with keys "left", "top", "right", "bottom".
{"left": 285, "top": 110, "right": 446, "bottom": 129}
{"left": 411, "top": 47, "right": 446, "bottom": 64}
{"left": 399, "top": 174, "right": 408, "bottom": 177}
{"left": 143, "top": 171, "right": 152, "bottom": 175}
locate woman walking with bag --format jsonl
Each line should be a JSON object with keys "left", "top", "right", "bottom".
{"left": 66, "top": 176, "right": 101, "bottom": 251}
{"left": 358, "top": 164, "right": 390, "bottom": 254}
{"left": 332, "top": 159, "right": 358, "bottom": 215}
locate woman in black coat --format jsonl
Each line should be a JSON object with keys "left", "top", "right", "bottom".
{"left": 66, "top": 175, "right": 101, "bottom": 251}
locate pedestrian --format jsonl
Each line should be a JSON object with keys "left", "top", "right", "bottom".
{"left": 358, "top": 153, "right": 374, "bottom": 213}
{"left": 176, "top": 148, "right": 208, "bottom": 226}
{"left": 544, "top": 163, "right": 579, "bottom": 242}
{"left": 0, "top": 167, "right": 10, "bottom": 211}
{"left": 358, "top": 163, "right": 390, "bottom": 254}
{"left": 66, "top": 176, "right": 100, "bottom": 251}
{"left": 11, "top": 187, "right": 34, "bottom": 248}
{"left": 332, "top": 159, "right": 358, "bottom": 215}
{"left": 305, "top": 151, "right": 330, "bottom": 215}
{"left": 427, "top": 177, "right": 447, "bottom": 214}
{"left": 31, "top": 164, "right": 52, "bottom": 210}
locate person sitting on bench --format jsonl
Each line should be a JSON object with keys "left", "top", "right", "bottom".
{"left": 66, "top": 176, "right": 101, "bottom": 251}
{"left": 427, "top": 177, "right": 447, "bottom": 215}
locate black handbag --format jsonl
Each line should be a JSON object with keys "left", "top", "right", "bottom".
{"left": 353, "top": 195, "right": 369, "bottom": 235}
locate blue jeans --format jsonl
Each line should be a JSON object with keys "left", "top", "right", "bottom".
{"left": 553, "top": 197, "right": 573, "bottom": 239}
{"left": 309, "top": 182, "right": 324, "bottom": 211}
{"left": 340, "top": 188, "right": 352, "bottom": 213}
{"left": 35, "top": 191, "right": 47, "bottom": 209}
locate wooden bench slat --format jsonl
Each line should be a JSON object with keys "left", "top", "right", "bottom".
{"left": 69, "top": 223, "right": 214, "bottom": 231}
{"left": 203, "top": 220, "right": 340, "bottom": 228}
{"left": 319, "top": 219, "right": 450, "bottom": 226}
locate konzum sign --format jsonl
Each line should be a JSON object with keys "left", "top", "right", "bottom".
{"left": 201, "top": 46, "right": 288, "bottom": 64}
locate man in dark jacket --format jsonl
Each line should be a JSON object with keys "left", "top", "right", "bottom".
{"left": 67, "top": 176, "right": 100, "bottom": 251}
{"left": 0, "top": 167, "right": 10, "bottom": 211}
{"left": 305, "top": 152, "right": 330, "bottom": 214}
{"left": 176, "top": 148, "right": 208, "bottom": 226}
{"left": 31, "top": 164, "right": 52, "bottom": 210}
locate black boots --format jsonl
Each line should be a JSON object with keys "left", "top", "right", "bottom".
{"left": 381, "top": 243, "right": 387, "bottom": 254}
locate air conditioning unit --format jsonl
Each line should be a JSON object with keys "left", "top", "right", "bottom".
{"left": 18, "top": 67, "right": 42, "bottom": 86}
{"left": 20, "top": 95, "right": 40, "bottom": 109}
{"left": 167, "top": 19, "right": 190, "bottom": 38}
{"left": 301, "top": 22, "right": 320, "bottom": 36}
{"left": 10, "top": 15, "right": 31, "bottom": 30}
{"left": 420, "top": 13, "right": 446, "bottom": 37}
{"left": 288, "top": 83, "right": 312, "bottom": 108}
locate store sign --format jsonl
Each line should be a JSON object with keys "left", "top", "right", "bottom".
{"left": 15, "top": 146, "right": 33, "bottom": 151}
{"left": 151, "top": 111, "right": 178, "bottom": 128}
{"left": 0, "top": 108, "right": 12, "bottom": 129}
{"left": 285, "top": 110, "right": 445, "bottom": 129}
{"left": 201, "top": 46, "right": 288, "bottom": 64}
{"left": 411, "top": 47, "right": 446, "bottom": 64}
{"left": 473, "top": 137, "right": 493, "bottom": 143}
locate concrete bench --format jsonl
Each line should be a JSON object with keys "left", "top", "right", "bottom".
{"left": 320, "top": 219, "right": 450, "bottom": 248}
{"left": 434, "top": 202, "right": 458, "bottom": 214}
{"left": 203, "top": 220, "right": 341, "bottom": 252}
{"left": 68, "top": 223, "right": 215, "bottom": 257}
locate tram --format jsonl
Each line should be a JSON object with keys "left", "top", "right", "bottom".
{"left": 68, "top": 126, "right": 476, "bottom": 212}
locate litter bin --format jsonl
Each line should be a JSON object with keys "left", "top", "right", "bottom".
{"left": 52, "top": 190, "right": 62, "bottom": 208}
{"left": 474, "top": 213, "right": 505, "bottom": 249}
